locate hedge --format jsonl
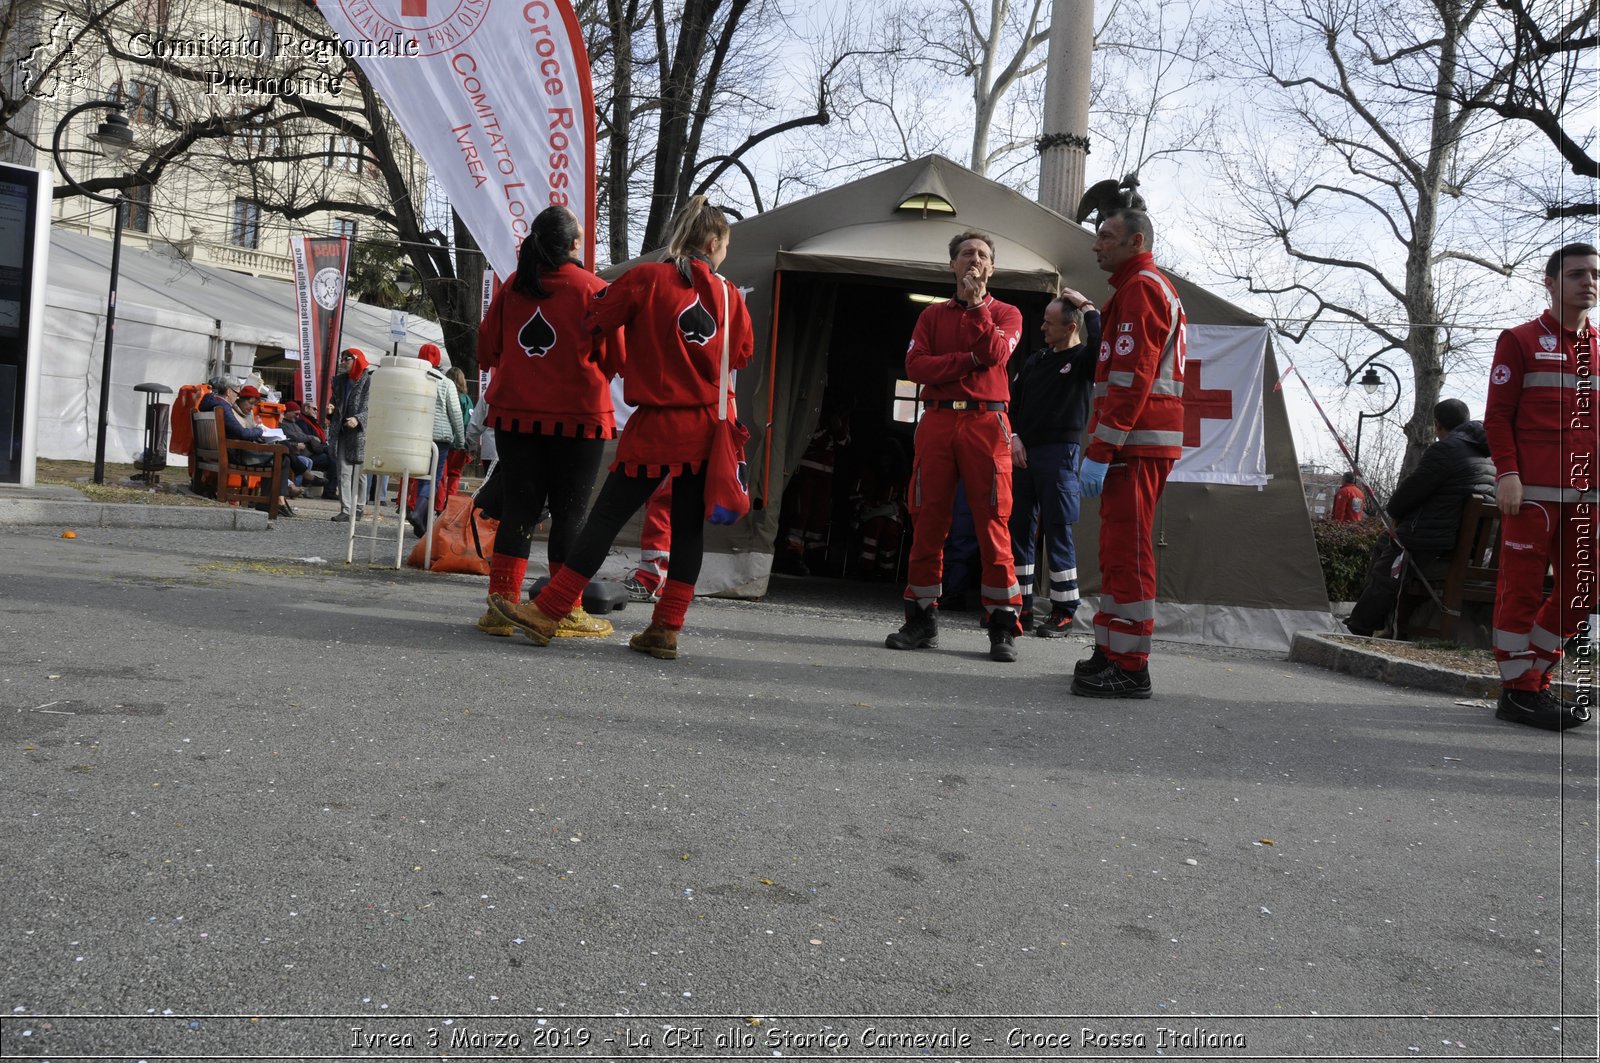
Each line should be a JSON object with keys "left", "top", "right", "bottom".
{"left": 1313, "top": 518, "right": 1385, "bottom": 603}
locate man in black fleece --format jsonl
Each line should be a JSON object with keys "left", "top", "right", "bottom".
{"left": 1008, "top": 288, "right": 1102, "bottom": 635}
{"left": 1345, "top": 399, "right": 1496, "bottom": 636}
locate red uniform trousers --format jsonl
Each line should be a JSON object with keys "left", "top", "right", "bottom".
{"left": 783, "top": 466, "right": 834, "bottom": 555}
{"left": 631, "top": 477, "right": 674, "bottom": 594}
{"left": 903, "top": 408, "right": 1021, "bottom": 619}
{"left": 1093, "top": 456, "right": 1175, "bottom": 669}
{"left": 1494, "top": 500, "right": 1594, "bottom": 691}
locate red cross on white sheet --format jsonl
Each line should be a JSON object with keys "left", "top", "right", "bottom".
{"left": 1182, "top": 359, "right": 1234, "bottom": 448}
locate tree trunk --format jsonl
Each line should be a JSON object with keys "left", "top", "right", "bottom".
{"left": 640, "top": 0, "right": 720, "bottom": 252}
{"left": 605, "top": 0, "right": 635, "bottom": 265}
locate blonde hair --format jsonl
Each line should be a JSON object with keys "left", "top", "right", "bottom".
{"left": 664, "top": 195, "right": 730, "bottom": 283}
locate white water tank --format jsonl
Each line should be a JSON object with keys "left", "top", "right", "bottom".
{"left": 364, "top": 356, "right": 435, "bottom": 476}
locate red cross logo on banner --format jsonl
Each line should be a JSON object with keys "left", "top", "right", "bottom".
{"left": 1183, "top": 359, "right": 1234, "bottom": 447}
{"left": 401, "top": 0, "right": 427, "bottom": 15}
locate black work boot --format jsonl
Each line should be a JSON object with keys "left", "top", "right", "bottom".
{"left": 988, "top": 609, "right": 1019, "bottom": 663}
{"left": 886, "top": 603, "right": 939, "bottom": 650}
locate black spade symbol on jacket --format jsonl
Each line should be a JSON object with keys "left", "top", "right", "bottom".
{"left": 518, "top": 308, "right": 557, "bottom": 358}
{"left": 677, "top": 296, "right": 717, "bottom": 346}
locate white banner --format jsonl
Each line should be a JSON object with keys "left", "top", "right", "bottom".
{"left": 1169, "top": 324, "right": 1269, "bottom": 487}
{"left": 316, "top": 0, "right": 596, "bottom": 277}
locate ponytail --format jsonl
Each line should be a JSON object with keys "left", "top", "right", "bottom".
{"left": 512, "top": 206, "right": 582, "bottom": 298}
{"left": 664, "top": 195, "right": 730, "bottom": 285}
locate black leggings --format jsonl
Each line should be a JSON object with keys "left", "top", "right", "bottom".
{"left": 565, "top": 467, "right": 708, "bottom": 586}
{"left": 492, "top": 432, "right": 606, "bottom": 564}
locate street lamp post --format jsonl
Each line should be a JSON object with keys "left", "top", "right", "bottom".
{"left": 51, "top": 104, "right": 137, "bottom": 485}
{"left": 1345, "top": 359, "right": 1402, "bottom": 470}
{"left": 391, "top": 270, "right": 415, "bottom": 357}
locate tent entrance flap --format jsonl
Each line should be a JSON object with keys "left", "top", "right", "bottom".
{"left": 757, "top": 272, "right": 1051, "bottom": 585}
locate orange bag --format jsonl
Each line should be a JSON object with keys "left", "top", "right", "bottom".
{"left": 406, "top": 493, "right": 499, "bottom": 574}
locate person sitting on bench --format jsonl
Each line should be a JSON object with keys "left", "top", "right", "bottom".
{"left": 1345, "top": 399, "right": 1495, "bottom": 637}
{"left": 200, "top": 382, "right": 306, "bottom": 514}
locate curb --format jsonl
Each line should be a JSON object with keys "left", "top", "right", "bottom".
{"left": 1291, "top": 630, "right": 1498, "bottom": 699}
{"left": 0, "top": 498, "right": 269, "bottom": 531}
{"left": 1291, "top": 629, "right": 1584, "bottom": 702}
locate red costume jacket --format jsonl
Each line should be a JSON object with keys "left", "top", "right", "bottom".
{"left": 1485, "top": 310, "right": 1596, "bottom": 503}
{"left": 586, "top": 258, "right": 754, "bottom": 475}
{"left": 905, "top": 295, "right": 1022, "bottom": 403}
{"left": 479, "top": 262, "right": 622, "bottom": 439}
{"left": 1086, "top": 251, "right": 1187, "bottom": 464}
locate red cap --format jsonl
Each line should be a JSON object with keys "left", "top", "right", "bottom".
{"left": 238, "top": 385, "right": 261, "bottom": 400}
{"left": 284, "top": 401, "right": 301, "bottom": 413}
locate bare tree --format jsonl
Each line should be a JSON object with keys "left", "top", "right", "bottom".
{"left": 1442, "top": 0, "right": 1596, "bottom": 219}
{"left": 1208, "top": 0, "right": 1558, "bottom": 475}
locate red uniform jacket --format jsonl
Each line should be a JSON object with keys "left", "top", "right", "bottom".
{"left": 1330, "top": 483, "right": 1365, "bottom": 522}
{"left": 1485, "top": 310, "right": 1597, "bottom": 504}
{"left": 586, "top": 258, "right": 754, "bottom": 475}
{"left": 479, "top": 262, "right": 622, "bottom": 438}
{"left": 905, "top": 295, "right": 1023, "bottom": 403}
{"left": 1086, "top": 251, "right": 1187, "bottom": 464}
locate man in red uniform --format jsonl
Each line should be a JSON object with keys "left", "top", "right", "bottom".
{"left": 1330, "top": 472, "right": 1365, "bottom": 522}
{"left": 1072, "top": 208, "right": 1186, "bottom": 699}
{"left": 1486, "top": 241, "right": 1598, "bottom": 731}
{"left": 885, "top": 231, "right": 1025, "bottom": 662}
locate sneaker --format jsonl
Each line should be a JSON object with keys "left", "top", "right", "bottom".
{"left": 886, "top": 604, "right": 939, "bottom": 650}
{"left": 1495, "top": 687, "right": 1590, "bottom": 731}
{"left": 556, "top": 606, "right": 614, "bottom": 639}
{"left": 629, "top": 624, "right": 679, "bottom": 660}
{"left": 487, "top": 593, "right": 559, "bottom": 646}
{"left": 988, "top": 609, "right": 1019, "bottom": 663}
{"left": 1074, "top": 648, "right": 1110, "bottom": 677}
{"left": 1036, "top": 609, "right": 1074, "bottom": 638}
{"left": 331, "top": 512, "right": 352, "bottom": 522}
{"left": 1071, "top": 662, "right": 1152, "bottom": 699}
{"left": 622, "top": 575, "right": 660, "bottom": 603}
{"left": 476, "top": 609, "right": 514, "bottom": 637}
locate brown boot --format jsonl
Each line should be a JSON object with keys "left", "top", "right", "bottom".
{"left": 487, "top": 593, "right": 559, "bottom": 646}
{"left": 628, "top": 624, "right": 679, "bottom": 660}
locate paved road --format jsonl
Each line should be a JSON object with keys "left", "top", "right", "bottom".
{"left": 1, "top": 517, "right": 1595, "bottom": 1061}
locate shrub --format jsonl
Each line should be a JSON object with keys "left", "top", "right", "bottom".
{"left": 1313, "top": 518, "right": 1385, "bottom": 602}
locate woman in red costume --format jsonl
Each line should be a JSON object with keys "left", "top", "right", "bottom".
{"left": 490, "top": 196, "right": 754, "bottom": 659}
{"left": 475, "top": 205, "right": 622, "bottom": 639}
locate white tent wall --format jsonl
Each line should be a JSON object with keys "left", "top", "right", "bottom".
{"left": 37, "top": 227, "right": 445, "bottom": 464}
{"left": 39, "top": 285, "right": 215, "bottom": 462}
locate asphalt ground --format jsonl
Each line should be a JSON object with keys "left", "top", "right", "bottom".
{"left": 1, "top": 510, "right": 1596, "bottom": 1061}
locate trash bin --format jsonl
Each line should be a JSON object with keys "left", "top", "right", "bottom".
{"left": 134, "top": 382, "right": 174, "bottom": 484}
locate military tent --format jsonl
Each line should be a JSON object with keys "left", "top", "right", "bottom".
{"left": 608, "top": 155, "right": 1336, "bottom": 651}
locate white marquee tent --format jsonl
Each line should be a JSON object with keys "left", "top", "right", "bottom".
{"left": 37, "top": 228, "right": 444, "bottom": 463}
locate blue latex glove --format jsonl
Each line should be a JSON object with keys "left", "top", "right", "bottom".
{"left": 1079, "top": 458, "right": 1109, "bottom": 499}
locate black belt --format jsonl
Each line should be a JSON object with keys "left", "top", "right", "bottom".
{"left": 930, "top": 400, "right": 1007, "bottom": 411}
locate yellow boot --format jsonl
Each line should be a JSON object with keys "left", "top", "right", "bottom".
{"left": 476, "top": 608, "right": 514, "bottom": 637}
{"left": 556, "top": 606, "right": 614, "bottom": 638}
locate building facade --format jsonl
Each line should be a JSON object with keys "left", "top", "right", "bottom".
{"left": 2, "top": 0, "right": 429, "bottom": 281}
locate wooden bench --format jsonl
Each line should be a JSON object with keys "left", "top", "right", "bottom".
{"left": 190, "top": 407, "right": 289, "bottom": 520}
{"left": 1394, "top": 495, "right": 1501, "bottom": 645}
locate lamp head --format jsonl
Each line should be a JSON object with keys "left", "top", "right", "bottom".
{"left": 89, "top": 109, "right": 135, "bottom": 162}
{"left": 394, "top": 271, "right": 414, "bottom": 296}
{"left": 1359, "top": 367, "right": 1382, "bottom": 394}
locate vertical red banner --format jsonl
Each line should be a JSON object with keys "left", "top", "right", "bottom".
{"left": 289, "top": 236, "right": 351, "bottom": 420}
